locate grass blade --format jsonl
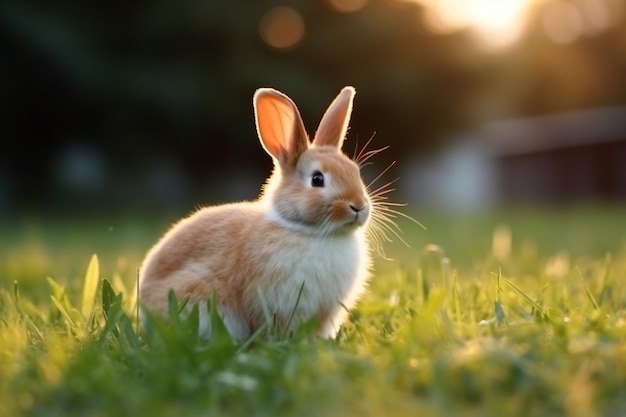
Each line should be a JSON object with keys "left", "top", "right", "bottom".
{"left": 452, "top": 276, "right": 461, "bottom": 324}
{"left": 167, "top": 289, "right": 188, "bottom": 324}
{"left": 577, "top": 266, "right": 600, "bottom": 310}
{"left": 283, "top": 280, "right": 306, "bottom": 338}
{"left": 494, "top": 299, "right": 507, "bottom": 326}
{"left": 209, "top": 290, "right": 233, "bottom": 346}
{"left": 256, "top": 287, "right": 274, "bottom": 335}
{"left": 12, "top": 281, "right": 23, "bottom": 319}
{"left": 51, "top": 295, "right": 77, "bottom": 330}
{"left": 597, "top": 254, "right": 613, "bottom": 306}
{"left": 47, "top": 277, "right": 66, "bottom": 301}
{"left": 81, "top": 254, "right": 100, "bottom": 319}
{"left": 102, "top": 279, "right": 117, "bottom": 317}
{"left": 499, "top": 274, "right": 545, "bottom": 316}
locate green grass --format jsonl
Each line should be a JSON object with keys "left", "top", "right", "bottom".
{"left": 1, "top": 206, "right": 626, "bottom": 416}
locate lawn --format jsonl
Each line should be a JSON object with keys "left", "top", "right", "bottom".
{"left": 1, "top": 205, "right": 626, "bottom": 416}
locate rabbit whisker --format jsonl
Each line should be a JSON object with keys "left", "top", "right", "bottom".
{"left": 357, "top": 146, "right": 390, "bottom": 168}
{"left": 368, "top": 182, "right": 399, "bottom": 200}
{"left": 353, "top": 132, "right": 378, "bottom": 164}
{"left": 365, "top": 161, "right": 397, "bottom": 192}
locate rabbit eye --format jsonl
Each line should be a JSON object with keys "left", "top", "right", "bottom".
{"left": 311, "top": 171, "right": 325, "bottom": 187}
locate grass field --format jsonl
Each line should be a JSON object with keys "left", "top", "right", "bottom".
{"left": 1, "top": 206, "right": 626, "bottom": 416}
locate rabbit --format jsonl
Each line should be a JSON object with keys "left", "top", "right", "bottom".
{"left": 139, "top": 86, "right": 373, "bottom": 340}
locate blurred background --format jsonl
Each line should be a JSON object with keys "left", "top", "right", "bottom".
{"left": 2, "top": 0, "right": 626, "bottom": 218}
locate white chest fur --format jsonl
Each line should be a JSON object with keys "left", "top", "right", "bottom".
{"left": 261, "top": 227, "right": 370, "bottom": 330}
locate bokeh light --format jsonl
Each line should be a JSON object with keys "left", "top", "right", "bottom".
{"left": 259, "top": 6, "right": 305, "bottom": 50}
{"left": 542, "top": 1, "right": 585, "bottom": 44}
{"left": 540, "top": 0, "right": 623, "bottom": 44}
{"left": 328, "top": 0, "right": 368, "bottom": 13}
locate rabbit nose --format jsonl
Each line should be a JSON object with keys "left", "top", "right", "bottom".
{"left": 350, "top": 203, "right": 366, "bottom": 213}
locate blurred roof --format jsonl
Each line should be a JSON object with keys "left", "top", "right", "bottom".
{"left": 477, "top": 106, "right": 626, "bottom": 157}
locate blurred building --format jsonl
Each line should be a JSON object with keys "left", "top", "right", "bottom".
{"left": 404, "top": 106, "right": 626, "bottom": 211}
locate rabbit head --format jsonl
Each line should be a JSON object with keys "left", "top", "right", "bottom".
{"left": 254, "top": 86, "right": 370, "bottom": 236}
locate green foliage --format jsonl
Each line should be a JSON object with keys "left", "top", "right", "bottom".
{"left": 1, "top": 208, "right": 626, "bottom": 416}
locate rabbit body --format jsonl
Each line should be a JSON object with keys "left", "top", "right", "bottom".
{"left": 140, "top": 200, "right": 369, "bottom": 339}
{"left": 139, "top": 86, "right": 371, "bottom": 339}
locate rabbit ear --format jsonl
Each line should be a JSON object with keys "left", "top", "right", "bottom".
{"left": 254, "top": 88, "right": 309, "bottom": 169}
{"left": 313, "top": 86, "right": 355, "bottom": 149}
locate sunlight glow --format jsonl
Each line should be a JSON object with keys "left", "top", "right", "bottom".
{"left": 420, "top": 0, "right": 536, "bottom": 51}
{"left": 414, "top": 0, "right": 625, "bottom": 50}
{"left": 468, "top": 0, "right": 528, "bottom": 49}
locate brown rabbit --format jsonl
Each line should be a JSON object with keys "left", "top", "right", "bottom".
{"left": 139, "top": 87, "right": 372, "bottom": 340}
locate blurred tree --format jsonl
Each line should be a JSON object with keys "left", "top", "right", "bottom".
{"left": 1, "top": 0, "right": 478, "bottom": 213}
{"left": 1, "top": 0, "right": 624, "bottom": 214}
